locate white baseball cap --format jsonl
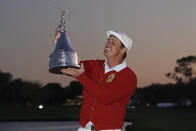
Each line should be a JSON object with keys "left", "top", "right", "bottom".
{"left": 106, "top": 30, "right": 132, "bottom": 52}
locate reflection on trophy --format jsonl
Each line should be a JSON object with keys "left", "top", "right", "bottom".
{"left": 49, "top": 11, "right": 80, "bottom": 74}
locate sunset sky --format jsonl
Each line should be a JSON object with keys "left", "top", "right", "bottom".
{"left": 0, "top": 0, "right": 196, "bottom": 87}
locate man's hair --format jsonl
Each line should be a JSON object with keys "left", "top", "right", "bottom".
{"left": 120, "top": 43, "right": 127, "bottom": 60}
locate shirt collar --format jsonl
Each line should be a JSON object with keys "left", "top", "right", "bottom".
{"left": 104, "top": 60, "right": 127, "bottom": 74}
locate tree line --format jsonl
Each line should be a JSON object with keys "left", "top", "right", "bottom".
{"left": 0, "top": 55, "right": 195, "bottom": 108}
{"left": 131, "top": 55, "right": 196, "bottom": 108}
{"left": 0, "top": 71, "right": 83, "bottom": 107}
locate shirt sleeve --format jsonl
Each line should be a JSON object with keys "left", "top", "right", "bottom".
{"left": 80, "top": 60, "right": 93, "bottom": 73}
{"left": 76, "top": 72, "right": 137, "bottom": 105}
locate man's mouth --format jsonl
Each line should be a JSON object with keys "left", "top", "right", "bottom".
{"left": 105, "top": 48, "right": 111, "bottom": 51}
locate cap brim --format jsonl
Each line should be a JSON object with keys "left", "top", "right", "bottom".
{"left": 106, "top": 31, "right": 122, "bottom": 43}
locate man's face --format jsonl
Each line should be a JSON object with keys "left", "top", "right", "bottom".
{"left": 104, "top": 35, "right": 124, "bottom": 59}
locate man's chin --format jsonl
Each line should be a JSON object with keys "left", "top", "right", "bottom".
{"left": 104, "top": 52, "right": 111, "bottom": 58}
{"left": 103, "top": 51, "right": 108, "bottom": 56}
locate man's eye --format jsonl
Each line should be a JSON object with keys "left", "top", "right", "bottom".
{"left": 111, "top": 41, "right": 115, "bottom": 45}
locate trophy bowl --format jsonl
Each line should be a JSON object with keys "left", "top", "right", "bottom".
{"left": 49, "top": 50, "right": 80, "bottom": 74}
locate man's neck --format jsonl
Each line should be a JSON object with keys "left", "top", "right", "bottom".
{"left": 107, "top": 58, "right": 123, "bottom": 68}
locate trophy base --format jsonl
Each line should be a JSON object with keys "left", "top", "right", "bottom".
{"left": 49, "top": 66, "right": 80, "bottom": 74}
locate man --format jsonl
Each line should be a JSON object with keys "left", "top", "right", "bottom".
{"left": 55, "top": 30, "right": 137, "bottom": 131}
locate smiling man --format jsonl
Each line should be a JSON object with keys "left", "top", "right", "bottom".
{"left": 59, "top": 30, "right": 137, "bottom": 131}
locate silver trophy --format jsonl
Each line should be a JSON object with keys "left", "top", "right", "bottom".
{"left": 49, "top": 11, "right": 80, "bottom": 74}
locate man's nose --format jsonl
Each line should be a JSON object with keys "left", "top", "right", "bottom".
{"left": 105, "top": 40, "right": 111, "bottom": 47}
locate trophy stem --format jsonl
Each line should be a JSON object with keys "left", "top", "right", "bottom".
{"left": 58, "top": 10, "right": 66, "bottom": 32}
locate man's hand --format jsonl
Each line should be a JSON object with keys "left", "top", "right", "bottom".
{"left": 53, "top": 29, "right": 61, "bottom": 44}
{"left": 61, "top": 63, "right": 85, "bottom": 77}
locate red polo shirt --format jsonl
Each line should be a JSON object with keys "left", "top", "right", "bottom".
{"left": 76, "top": 60, "right": 137, "bottom": 131}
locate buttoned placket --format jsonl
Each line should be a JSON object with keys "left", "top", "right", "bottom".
{"left": 91, "top": 96, "right": 96, "bottom": 111}
{"left": 89, "top": 94, "right": 97, "bottom": 123}
{"left": 89, "top": 66, "right": 104, "bottom": 124}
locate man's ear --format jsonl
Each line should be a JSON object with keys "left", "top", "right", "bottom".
{"left": 121, "top": 47, "right": 127, "bottom": 55}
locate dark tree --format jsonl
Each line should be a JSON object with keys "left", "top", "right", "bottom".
{"left": 0, "top": 78, "right": 42, "bottom": 106}
{"left": 63, "top": 81, "right": 83, "bottom": 99}
{"left": 69, "top": 81, "right": 83, "bottom": 96}
{"left": 41, "top": 83, "right": 64, "bottom": 105}
{"left": 0, "top": 70, "right": 13, "bottom": 105}
{"left": 0, "top": 70, "right": 12, "bottom": 87}
{"left": 166, "top": 55, "right": 196, "bottom": 83}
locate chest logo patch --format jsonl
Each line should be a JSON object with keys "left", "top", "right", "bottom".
{"left": 106, "top": 73, "right": 115, "bottom": 83}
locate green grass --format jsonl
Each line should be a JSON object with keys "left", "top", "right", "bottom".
{"left": 0, "top": 106, "right": 195, "bottom": 131}
{"left": 0, "top": 106, "right": 80, "bottom": 121}
{"left": 125, "top": 107, "right": 196, "bottom": 131}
